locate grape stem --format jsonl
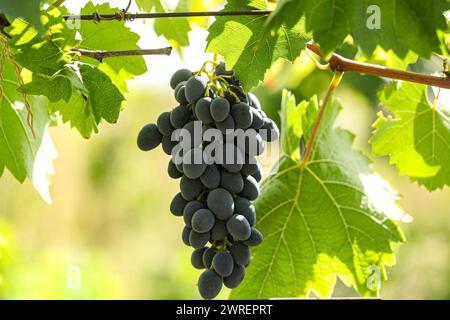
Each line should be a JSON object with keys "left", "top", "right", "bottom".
{"left": 306, "top": 42, "right": 450, "bottom": 89}
{"left": 301, "top": 72, "right": 343, "bottom": 164}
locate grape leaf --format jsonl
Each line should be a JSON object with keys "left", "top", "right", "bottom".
{"left": 0, "top": 42, "right": 56, "bottom": 203}
{"left": 370, "top": 82, "right": 450, "bottom": 191}
{"left": 0, "top": 0, "right": 44, "bottom": 33}
{"left": 78, "top": 2, "right": 147, "bottom": 93}
{"left": 48, "top": 92, "right": 96, "bottom": 139}
{"left": 207, "top": 0, "right": 310, "bottom": 91}
{"left": 230, "top": 91, "right": 407, "bottom": 299}
{"left": 136, "top": 0, "right": 191, "bottom": 48}
{"left": 265, "top": 0, "right": 450, "bottom": 58}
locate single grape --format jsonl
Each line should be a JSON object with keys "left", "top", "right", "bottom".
{"left": 251, "top": 108, "right": 264, "bottom": 129}
{"left": 170, "top": 69, "right": 192, "bottom": 89}
{"left": 183, "top": 200, "right": 204, "bottom": 227}
{"left": 247, "top": 92, "right": 261, "bottom": 110}
{"left": 168, "top": 160, "right": 183, "bottom": 179}
{"left": 185, "top": 76, "right": 207, "bottom": 104}
{"left": 137, "top": 123, "right": 162, "bottom": 151}
{"left": 229, "top": 242, "right": 250, "bottom": 266}
{"left": 241, "top": 155, "right": 260, "bottom": 176}
{"left": 202, "top": 247, "right": 217, "bottom": 269}
{"left": 221, "top": 170, "right": 244, "bottom": 194}
{"left": 192, "top": 209, "right": 216, "bottom": 233}
{"left": 239, "top": 175, "right": 260, "bottom": 201}
{"left": 191, "top": 247, "right": 207, "bottom": 269}
{"left": 210, "top": 97, "right": 230, "bottom": 122}
{"left": 181, "top": 121, "right": 202, "bottom": 148}
{"left": 234, "top": 197, "right": 256, "bottom": 226}
{"left": 226, "top": 214, "right": 251, "bottom": 240}
{"left": 189, "top": 230, "right": 210, "bottom": 249}
{"left": 210, "top": 220, "right": 228, "bottom": 241}
{"left": 240, "top": 130, "right": 264, "bottom": 156}
{"left": 220, "top": 144, "right": 244, "bottom": 173}
{"left": 162, "top": 135, "right": 177, "bottom": 155}
{"left": 195, "top": 97, "right": 213, "bottom": 124}
{"left": 243, "top": 227, "right": 263, "bottom": 246}
{"left": 183, "top": 148, "right": 207, "bottom": 179}
{"left": 198, "top": 269, "right": 222, "bottom": 300}
{"left": 261, "top": 119, "right": 280, "bottom": 142}
{"left": 180, "top": 176, "right": 204, "bottom": 201}
{"left": 182, "top": 226, "right": 191, "bottom": 246}
{"left": 170, "top": 105, "right": 191, "bottom": 128}
{"left": 157, "top": 112, "right": 174, "bottom": 136}
{"left": 175, "top": 84, "right": 189, "bottom": 105}
{"left": 170, "top": 192, "right": 187, "bottom": 217}
{"left": 225, "top": 85, "right": 247, "bottom": 105}
{"left": 224, "top": 264, "right": 245, "bottom": 289}
{"left": 251, "top": 169, "right": 262, "bottom": 182}
{"left": 231, "top": 103, "right": 253, "bottom": 129}
{"left": 207, "top": 188, "right": 234, "bottom": 220}
{"left": 215, "top": 115, "right": 235, "bottom": 134}
{"left": 212, "top": 251, "right": 234, "bottom": 277}
{"left": 200, "top": 164, "right": 221, "bottom": 189}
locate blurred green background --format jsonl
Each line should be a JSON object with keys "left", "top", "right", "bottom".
{"left": 0, "top": 1, "right": 449, "bottom": 299}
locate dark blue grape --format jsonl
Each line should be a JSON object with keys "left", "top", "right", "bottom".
{"left": 170, "top": 192, "right": 187, "bottom": 216}
{"left": 192, "top": 209, "right": 216, "bottom": 233}
{"left": 243, "top": 228, "right": 263, "bottom": 246}
{"left": 191, "top": 247, "right": 207, "bottom": 269}
{"left": 137, "top": 124, "right": 162, "bottom": 151}
{"left": 198, "top": 269, "right": 222, "bottom": 300}
{"left": 207, "top": 188, "right": 234, "bottom": 220}
{"left": 212, "top": 251, "right": 234, "bottom": 277}
{"left": 226, "top": 214, "right": 251, "bottom": 240}
{"left": 170, "top": 69, "right": 192, "bottom": 89}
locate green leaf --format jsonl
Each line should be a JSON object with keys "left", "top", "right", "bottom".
{"left": 0, "top": 0, "right": 44, "bottom": 33}
{"left": 370, "top": 82, "right": 450, "bottom": 191}
{"left": 230, "top": 93, "right": 407, "bottom": 299}
{"left": 78, "top": 63, "right": 125, "bottom": 124}
{"left": 136, "top": 0, "right": 191, "bottom": 48}
{"left": 18, "top": 67, "right": 75, "bottom": 102}
{"left": 8, "top": 18, "right": 68, "bottom": 75}
{"left": 78, "top": 2, "right": 147, "bottom": 93}
{"left": 207, "top": 0, "right": 310, "bottom": 91}
{"left": 49, "top": 91, "right": 96, "bottom": 139}
{"left": 0, "top": 42, "right": 56, "bottom": 203}
{"left": 265, "top": 0, "right": 450, "bottom": 58}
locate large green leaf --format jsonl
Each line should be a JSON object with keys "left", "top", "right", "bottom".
{"left": 371, "top": 82, "right": 450, "bottom": 191}
{"left": 0, "top": 0, "right": 43, "bottom": 33}
{"left": 78, "top": 2, "right": 147, "bottom": 94}
{"left": 230, "top": 91, "right": 407, "bottom": 299}
{"left": 0, "top": 41, "right": 56, "bottom": 203}
{"left": 207, "top": 0, "right": 310, "bottom": 91}
{"left": 265, "top": 0, "right": 450, "bottom": 58}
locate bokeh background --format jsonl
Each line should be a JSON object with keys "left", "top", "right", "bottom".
{"left": 0, "top": 0, "right": 449, "bottom": 300}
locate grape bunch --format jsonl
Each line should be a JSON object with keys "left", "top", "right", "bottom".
{"left": 137, "top": 61, "right": 279, "bottom": 299}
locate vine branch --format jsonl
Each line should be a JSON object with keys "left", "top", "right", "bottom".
{"left": 63, "top": 10, "right": 272, "bottom": 21}
{"left": 71, "top": 47, "right": 173, "bottom": 62}
{"left": 306, "top": 42, "right": 450, "bottom": 89}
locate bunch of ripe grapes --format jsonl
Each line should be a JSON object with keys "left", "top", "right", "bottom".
{"left": 137, "top": 61, "right": 279, "bottom": 299}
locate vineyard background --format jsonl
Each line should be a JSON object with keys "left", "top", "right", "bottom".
{"left": 0, "top": 0, "right": 449, "bottom": 299}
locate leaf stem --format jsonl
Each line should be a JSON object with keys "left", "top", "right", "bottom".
{"left": 302, "top": 72, "right": 343, "bottom": 164}
{"left": 307, "top": 42, "right": 450, "bottom": 89}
